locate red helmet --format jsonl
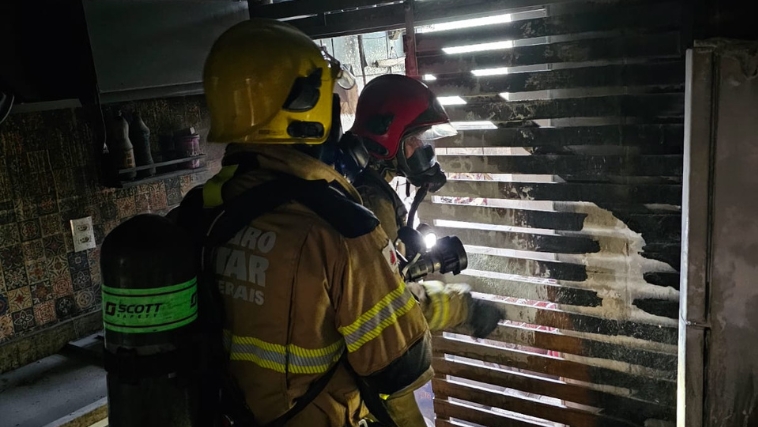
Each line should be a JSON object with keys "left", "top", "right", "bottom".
{"left": 349, "top": 74, "right": 457, "bottom": 180}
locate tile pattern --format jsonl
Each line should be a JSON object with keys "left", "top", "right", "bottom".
{"left": 12, "top": 308, "right": 36, "bottom": 333}
{"left": 0, "top": 314, "right": 13, "bottom": 341}
{"left": 22, "top": 240, "right": 44, "bottom": 261}
{"left": 8, "top": 286, "right": 32, "bottom": 312}
{"left": 0, "top": 96, "right": 217, "bottom": 343}
{"left": 0, "top": 223, "right": 19, "bottom": 248}
{"left": 33, "top": 300, "right": 56, "bottom": 326}
{"left": 0, "top": 294, "right": 8, "bottom": 316}
{"left": 43, "top": 234, "right": 66, "bottom": 258}
{"left": 40, "top": 214, "right": 63, "bottom": 237}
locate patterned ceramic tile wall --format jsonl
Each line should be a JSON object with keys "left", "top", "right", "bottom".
{"left": 0, "top": 96, "right": 223, "bottom": 344}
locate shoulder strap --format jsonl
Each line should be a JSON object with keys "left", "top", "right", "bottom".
{"left": 176, "top": 175, "right": 348, "bottom": 427}
{"left": 355, "top": 168, "right": 408, "bottom": 231}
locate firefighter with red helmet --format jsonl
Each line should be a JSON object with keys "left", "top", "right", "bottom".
{"left": 348, "top": 74, "right": 504, "bottom": 338}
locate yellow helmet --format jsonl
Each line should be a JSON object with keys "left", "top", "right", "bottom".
{"left": 204, "top": 19, "right": 339, "bottom": 144}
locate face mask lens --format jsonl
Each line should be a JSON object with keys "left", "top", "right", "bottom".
{"left": 403, "top": 134, "right": 427, "bottom": 160}
{"left": 401, "top": 132, "right": 437, "bottom": 176}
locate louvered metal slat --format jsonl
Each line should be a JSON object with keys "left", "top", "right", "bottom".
{"left": 435, "top": 181, "right": 683, "bottom": 204}
{"left": 438, "top": 154, "right": 684, "bottom": 177}
{"left": 475, "top": 323, "right": 678, "bottom": 370}
{"left": 434, "top": 358, "right": 675, "bottom": 423}
{"left": 418, "top": 33, "right": 682, "bottom": 75}
{"left": 481, "top": 297, "right": 678, "bottom": 345}
{"left": 442, "top": 94, "right": 685, "bottom": 122}
{"left": 415, "top": 1, "right": 682, "bottom": 53}
{"left": 459, "top": 274, "right": 603, "bottom": 306}
{"left": 434, "top": 379, "right": 640, "bottom": 427}
{"left": 434, "top": 400, "right": 545, "bottom": 427}
{"left": 435, "top": 125, "right": 684, "bottom": 150}
{"left": 643, "top": 272, "right": 680, "bottom": 290}
{"left": 433, "top": 337, "right": 676, "bottom": 404}
{"left": 418, "top": 201, "right": 588, "bottom": 230}
{"left": 434, "top": 225, "right": 600, "bottom": 253}
{"left": 425, "top": 61, "right": 685, "bottom": 97}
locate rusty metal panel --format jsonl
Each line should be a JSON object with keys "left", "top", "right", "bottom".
{"left": 677, "top": 46, "right": 713, "bottom": 427}
{"left": 684, "top": 41, "right": 758, "bottom": 427}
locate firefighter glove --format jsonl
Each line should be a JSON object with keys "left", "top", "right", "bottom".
{"left": 466, "top": 298, "right": 504, "bottom": 339}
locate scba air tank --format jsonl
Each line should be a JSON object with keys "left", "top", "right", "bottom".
{"left": 100, "top": 214, "right": 200, "bottom": 427}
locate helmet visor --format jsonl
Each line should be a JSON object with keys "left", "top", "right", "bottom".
{"left": 415, "top": 122, "right": 458, "bottom": 141}
{"left": 321, "top": 48, "right": 356, "bottom": 90}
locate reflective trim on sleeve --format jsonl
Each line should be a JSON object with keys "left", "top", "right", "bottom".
{"left": 223, "top": 329, "right": 344, "bottom": 374}
{"left": 338, "top": 284, "right": 417, "bottom": 353}
{"left": 427, "top": 285, "right": 451, "bottom": 331}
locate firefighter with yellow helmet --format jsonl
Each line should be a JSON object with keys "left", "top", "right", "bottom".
{"left": 192, "top": 19, "right": 432, "bottom": 427}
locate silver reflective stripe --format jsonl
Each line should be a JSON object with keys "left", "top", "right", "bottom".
{"left": 223, "top": 329, "right": 344, "bottom": 374}
{"left": 232, "top": 342, "right": 287, "bottom": 365}
{"left": 289, "top": 345, "right": 344, "bottom": 370}
{"left": 342, "top": 289, "right": 414, "bottom": 352}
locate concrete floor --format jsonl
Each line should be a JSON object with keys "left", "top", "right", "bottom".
{"left": 0, "top": 338, "right": 106, "bottom": 427}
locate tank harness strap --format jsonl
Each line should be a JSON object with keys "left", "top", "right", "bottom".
{"left": 180, "top": 173, "right": 349, "bottom": 427}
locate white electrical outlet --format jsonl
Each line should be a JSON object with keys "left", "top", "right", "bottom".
{"left": 70, "top": 217, "right": 96, "bottom": 252}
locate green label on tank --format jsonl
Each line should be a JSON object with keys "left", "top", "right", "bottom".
{"left": 102, "top": 278, "right": 198, "bottom": 333}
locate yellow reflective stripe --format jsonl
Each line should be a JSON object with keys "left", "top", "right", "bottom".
{"left": 203, "top": 164, "right": 239, "bottom": 208}
{"left": 425, "top": 282, "right": 450, "bottom": 330}
{"left": 342, "top": 295, "right": 416, "bottom": 353}
{"left": 224, "top": 330, "right": 344, "bottom": 375}
{"left": 289, "top": 339, "right": 343, "bottom": 358}
{"left": 339, "top": 283, "right": 407, "bottom": 336}
{"left": 441, "top": 291, "right": 450, "bottom": 329}
{"left": 429, "top": 292, "right": 443, "bottom": 330}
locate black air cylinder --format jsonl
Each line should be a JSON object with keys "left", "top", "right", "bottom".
{"left": 101, "top": 214, "right": 200, "bottom": 427}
